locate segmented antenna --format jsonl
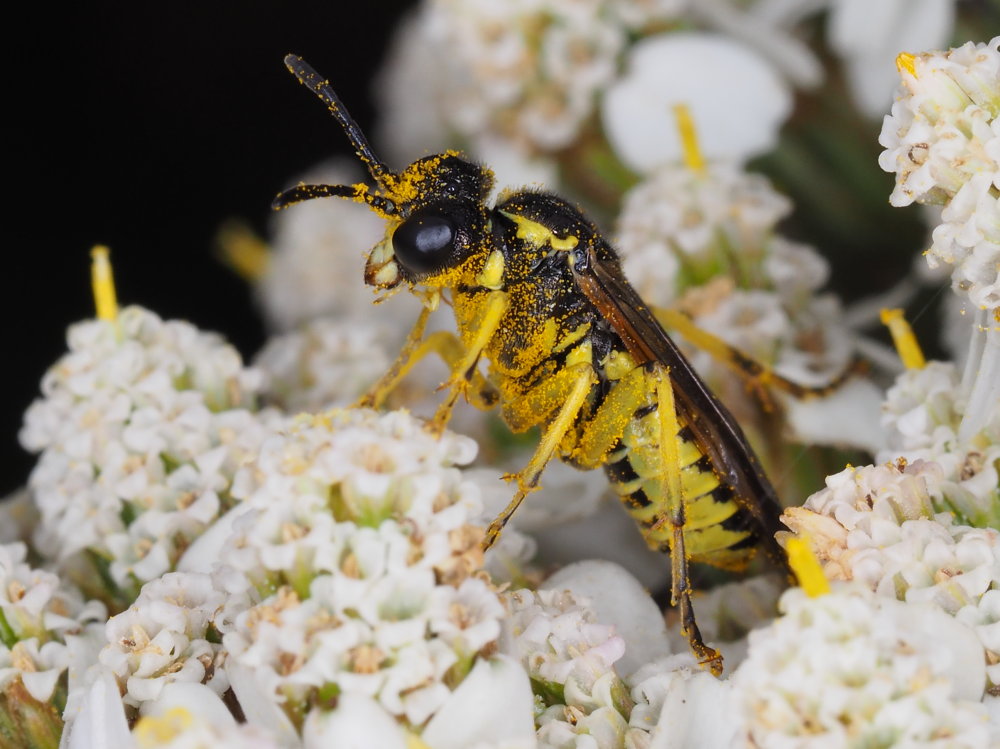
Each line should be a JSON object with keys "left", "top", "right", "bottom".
{"left": 271, "top": 182, "right": 397, "bottom": 214}
{"left": 283, "top": 54, "right": 390, "bottom": 184}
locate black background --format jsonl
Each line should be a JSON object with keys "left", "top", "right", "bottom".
{"left": 5, "top": 2, "right": 416, "bottom": 493}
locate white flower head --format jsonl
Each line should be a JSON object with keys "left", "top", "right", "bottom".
{"left": 391, "top": 0, "right": 629, "bottom": 154}
{"left": 500, "top": 587, "right": 628, "bottom": 715}
{"left": 253, "top": 316, "right": 394, "bottom": 413}
{"left": 783, "top": 459, "right": 1000, "bottom": 685}
{"left": 602, "top": 32, "right": 792, "bottom": 173}
{"left": 97, "top": 571, "right": 230, "bottom": 713}
{"left": 19, "top": 307, "right": 276, "bottom": 600}
{"left": 615, "top": 161, "right": 793, "bottom": 306}
{"left": 879, "top": 358, "right": 1000, "bottom": 526}
{"left": 213, "top": 408, "right": 505, "bottom": 732}
{"left": 0, "top": 542, "right": 106, "bottom": 704}
{"left": 878, "top": 37, "right": 1000, "bottom": 307}
{"left": 733, "top": 583, "right": 991, "bottom": 746}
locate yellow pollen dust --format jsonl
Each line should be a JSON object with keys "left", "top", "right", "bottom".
{"left": 90, "top": 245, "right": 118, "bottom": 322}
{"left": 880, "top": 308, "right": 926, "bottom": 370}
{"left": 896, "top": 52, "right": 917, "bottom": 76}
{"left": 785, "top": 535, "right": 830, "bottom": 597}
{"left": 673, "top": 103, "right": 705, "bottom": 174}
{"left": 134, "top": 707, "right": 194, "bottom": 747}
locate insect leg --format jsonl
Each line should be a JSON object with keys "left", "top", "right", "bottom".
{"left": 569, "top": 365, "right": 648, "bottom": 469}
{"left": 485, "top": 362, "right": 597, "bottom": 549}
{"left": 357, "top": 304, "right": 433, "bottom": 409}
{"left": 655, "top": 307, "right": 858, "bottom": 404}
{"left": 356, "top": 305, "right": 497, "bottom": 411}
{"left": 650, "top": 364, "right": 724, "bottom": 676}
{"left": 430, "top": 290, "right": 509, "bottom": 435}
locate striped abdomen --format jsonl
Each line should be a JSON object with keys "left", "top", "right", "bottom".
{"left": 603, "top": 404, "right": 761, "bottom": 570}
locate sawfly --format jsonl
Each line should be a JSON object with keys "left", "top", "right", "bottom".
{"left": 273, "top": 54, "right": 806, "bottom": 674}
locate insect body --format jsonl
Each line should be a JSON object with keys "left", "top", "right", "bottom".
{"left": 274, "top": 54, "right": 788, "bottom": 675}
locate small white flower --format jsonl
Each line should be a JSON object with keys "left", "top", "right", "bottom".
{"left": 783, "top": 460, "right": 1000, "bottom": 685}
{"left": 616, "top": 161, "right": 793, "bottom": 306}
{"left": 208, "top": 408, "right": 504, "bottom": 734}
{"left": 97, "top": 572, "right": 229, "bottom": 713}
{"left": 878, "top": 37, "right": 1000, "bottom": 307}
{"left": 733, "top": 584, "right": 991, "bottom": 747}
{"left": 500, "top": 587, "right": 628, "bottom": 717}
{"left": 543, "top": 561, "right": 671, "bottom": 679}
{"left": 253, "top": 316, "right": 394, "bottom": 413}
{"left": 602, "top": 32, "right": 792, "bottom": 173}
{"left": 628, "top": 656, "right": 739, "bottom": 748}
{"left": 0, "top": 542, "right": 105, "bottom": 705}
{"left": 19, "top": 307, "right": 276, "bottom": 599}
{"left": 389, "top": 0, "right": 628, "bottom": 154}
{"left": 879, "top": 357, "right": 1000, "bottom": 526}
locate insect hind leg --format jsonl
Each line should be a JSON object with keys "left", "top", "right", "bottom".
{"left": 651, "top": 365, "right": 724, "bottom": 676}
{"left": 655, "top": 307, "right": 859, "bottom": 406}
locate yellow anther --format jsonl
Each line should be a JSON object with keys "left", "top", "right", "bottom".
{"left": 406, "top": 734, "right": 433, "bottom": 749}
{"left": 673, "top": 103, "right": 705, "bottom": 175}
{"left": 134, "top": 707, "right": 194, "bottom": 747}
{"left": 880, "top": 308, "right": 926, "bottom": 370}
{"left": 217, "top": 221, "right": 271, "bottom": 280}
{"left": 785, "top": 535, "right": 830, "bottom": 597}
{"left": 896, "top": 52, "right": 917, "bottom": 76}
{"left": 90, "top": 245, "right": 118, "bottom": 322}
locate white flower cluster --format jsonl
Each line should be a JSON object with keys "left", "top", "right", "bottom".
{"left": 253, "top": 316, "right": 393, "bottom": 414}
{"left": 382, "top": 0, "right": 686, "bottom": 159}
{"left": 782, "top": 460, "right": 1000, "bottom": 687}
{"left": 615, "top": 162, "right": 794, "bottom": 305}
{"left": 732, "top": 584, "right": 995, "bottom": 747}
{"left": 19, "top": 306, "right": 277, "bottom": 601}
{"left": 879, "top": 38, "right": 1000, "bottom": 308}
{"left": 210, "top": 409, "right": 506, "bottom": 732}
{"left": 880, "top": 360, "right": 1000, "bottom": 526}
{"left": 95, "top": 572, "right": 229, "bottom": 717}
{"left": 0, "top": 541, "right": 105, "bottom": 730}
{"left": 615, "top": 161, "right": 863, "bottom": 446}
{"left": 419, "top": 0, "right": 639, "bottom": 153}
{"left": 500, "top": 587, "right": 634, "bottom": 747}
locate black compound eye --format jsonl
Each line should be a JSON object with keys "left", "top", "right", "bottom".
{"left": 391, "top": 208, "right": 458, "bottom": 274}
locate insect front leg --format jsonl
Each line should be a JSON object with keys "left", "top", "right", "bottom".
{"left": 429, "top": 290, "right": 510, "bottom": 435}
{"left": 650, "top": 364, "right": 724, "bottom": 677}
{"left": 357, "top": 304, "right": 434, "bottom": 409}
{"left": 485, "top": 360, "right": 597, "bottom": 549}
{"left": 358, "top": 299, "right": 503, "bottom": 416}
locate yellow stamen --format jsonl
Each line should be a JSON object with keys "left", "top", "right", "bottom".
{"left": 90, "top": 245, "right": 118, "bottom": 321}
{"left": 672, "top": 103, "right": 705, "bottom": 174}
{"left": 216, "top": 221, "right": 271, "bottom": 281}
{"left": 406, "top": 734, "right": 433, "bottom": 749}
{"left": 896, "top": 52, "right": 916, "bottom": 77}
{"left": 880, "top": 308, "right": 926, "bottom": 369}
{"left": 134, "top": 707, "right": 194, "bottom": 747}
{"left": 785, "top": 535, "right": 830, "bottom": 597}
